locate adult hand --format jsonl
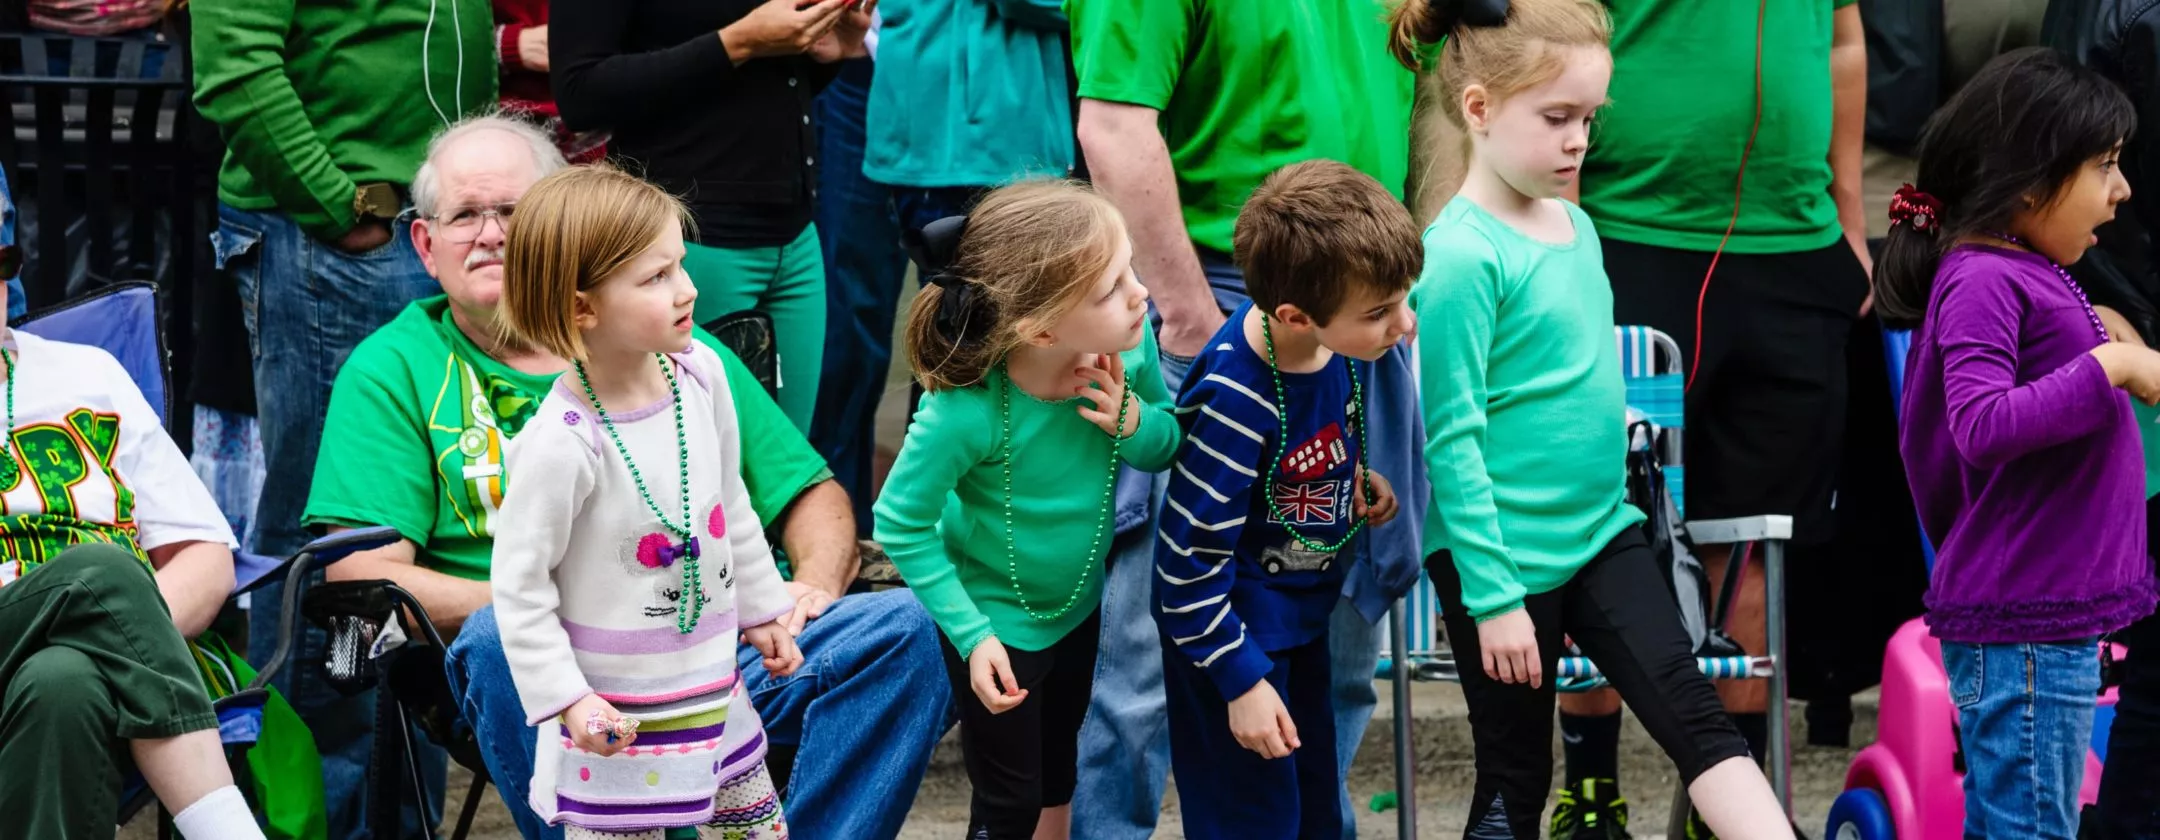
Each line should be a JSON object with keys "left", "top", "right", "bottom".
{"left": 781, "top": 580, "right": 837, "bottom": 636}
{"left": 720, "top": 0, "right": 850, "bottom": 63}
{"left": 517, "top": 25, "right": 549, "bottom": 72}
{"left": 1477, "top": 608, "right": 1542, "bottom": 688}
{"left": 1158, "top": 303, "right": 1227, "bottom": 359}
{"left": 332, "top": 219, "right": 393, "bottom": 255}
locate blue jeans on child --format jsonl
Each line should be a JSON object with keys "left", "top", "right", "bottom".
{"left": 445, "top": 590, "right": 951, "bottom": 840}
{"left": 807, "top": 57, "right": 907, "bottom": 535}
{"left": 1943, "top": 638, "right": 2103, "bottom": 840}
{"left": 216, "top": 203, "right": 445, "bottom": 840}
{"left": 1071, "top": 253, "right": 1420, "bottom": 840}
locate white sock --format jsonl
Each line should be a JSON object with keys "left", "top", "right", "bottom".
{"left": 170, "top": 785, "right": 265, "bottom": 840}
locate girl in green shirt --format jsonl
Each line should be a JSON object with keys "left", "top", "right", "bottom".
{"left": 871, "top": 181, "right": 1179, "bottom": 839}
{"left": 1391, "top": 0, "right": 1790, "bottom": 836}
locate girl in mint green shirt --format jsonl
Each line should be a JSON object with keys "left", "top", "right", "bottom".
{"left": 871, "top": 180, "right": 1177, "bottom": 839}
{"left": 1390, "top": 0, "right": 1790, "bottom": 836}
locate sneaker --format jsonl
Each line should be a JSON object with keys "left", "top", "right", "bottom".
{"left": 1551, "top": 778, "right": 1632, "bottom": 839}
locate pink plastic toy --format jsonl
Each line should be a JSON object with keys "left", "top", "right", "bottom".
{"left": 1827, "top": 617, "right": 2117, "bottom": 839}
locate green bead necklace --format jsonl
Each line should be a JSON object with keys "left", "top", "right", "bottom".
{"left": 998, "top": 362, "right": 1132, "bottom": 622}
{"left": 1261, "top": 317, "right": 1372, "bottom": 554}
{"left": 576, "top": 355, "right": 704, "bottom": 634}
{"left": 1, "top": 347, "right": 15, "bottom": 488}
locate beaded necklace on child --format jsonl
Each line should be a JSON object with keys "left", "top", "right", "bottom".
{"left": 995, "top": 360, "right": 1131, "bottom": 622}
{"left": 1260, "top": 317, "right": 1372, "bottom": 553}
{"left": 576, "top": 354, "right": 705, "bottom": 634}
{"left": 1983, "top": 231, "right": 2113, "bottom": 344}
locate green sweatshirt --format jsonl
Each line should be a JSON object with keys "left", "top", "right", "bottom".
{"left": 873, "top": 331, "right": 1180, "bottom": 657}
{"left": 190, "top": 0, "right": 496, "bottom": 240}
{"left": 1412, "top": 198, "right": 1644, "bottom": 621}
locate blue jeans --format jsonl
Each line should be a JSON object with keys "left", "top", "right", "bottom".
{"left": 215, "top": 203, "right": 443, "bottom": 839}
{"left": 1943, "top": 638, "right": 2102, "bottom": 840}
{"left": 446, "top": 589, "right": 951, "bottom": 840}
{"left": 1073, "top": 265, "right": 1391, "bottom": 840}
{"left": 806, "top": 57, "right": 907, "bottom": 535}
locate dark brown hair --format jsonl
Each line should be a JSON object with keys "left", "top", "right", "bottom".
{"left": 1234, "top": 160, "right": 1421, "bottom": 324}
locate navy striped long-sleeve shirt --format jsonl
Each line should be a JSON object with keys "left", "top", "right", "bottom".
{"left": 1156, "top": 303, "right": 1364, "bottom": 698}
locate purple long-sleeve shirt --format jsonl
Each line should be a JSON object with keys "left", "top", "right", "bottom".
{"left": 1900, "top": 245, "right": 2155, "bottom": 643}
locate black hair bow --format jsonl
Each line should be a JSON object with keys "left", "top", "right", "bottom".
{"left": 1428, "top": 0, "right": 1510, "bottom": 31}
{"left": 902, "top": 215, "right": 990, "bottom": 344}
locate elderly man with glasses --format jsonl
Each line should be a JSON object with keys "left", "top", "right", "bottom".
{"left": 302, "top": 114, "right": 950, "bottom": 840}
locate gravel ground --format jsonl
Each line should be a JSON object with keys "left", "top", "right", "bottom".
{"left": 122, "top": 682, "right": 1872, "bottom": 839}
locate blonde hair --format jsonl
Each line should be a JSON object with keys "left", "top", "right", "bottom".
{"left": 904, "top": 180, "right": 1128, "bottom": 392}
{"left": 499, "top": 166, "right": 694, "bottom": 360}
{"left": 1388, "top": 0, "right": 1611, "bottom": 215}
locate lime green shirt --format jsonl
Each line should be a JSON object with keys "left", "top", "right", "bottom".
{"left": 1067, "top": 0, "right": 1414, "bottom": 254}
{"left": 1412, "top": 199, "right": 1644, "bottom": 620}
{"left": 305, "top": 297, "right": 829, "bottom": 581}
{"left": 190, "top": 0, "right": 497, "bottom": 239}
{"left": 873, "top": 332, "right": 1180, "bottom": 657}
{"left": 1579, "top": 0, "right": 1858, "bottom": 254}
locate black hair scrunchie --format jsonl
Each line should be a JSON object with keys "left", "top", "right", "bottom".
{"left": 903, "top": 215, "right": 992, "bottom": 345}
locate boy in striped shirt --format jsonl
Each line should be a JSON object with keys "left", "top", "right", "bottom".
{"left": 1154, "top": 160, "right": 1421, "bottom": 838}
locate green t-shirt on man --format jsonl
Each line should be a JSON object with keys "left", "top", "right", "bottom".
{"left": 1580, "top": 0, "right": 1859, "bottom": 254}
{"left": 304, "top": 296, "right": 830, "bottom": 580}
{"left": 1067, "top": 0, "right": 1415, "bottom": 255}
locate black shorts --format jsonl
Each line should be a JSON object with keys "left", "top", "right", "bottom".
{"left": 1603, "top": 237, "right": 1870, "bottom": 545}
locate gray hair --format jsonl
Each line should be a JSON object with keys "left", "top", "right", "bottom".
{"left": 410, "top": 112, "right": 568, "bottom": 219}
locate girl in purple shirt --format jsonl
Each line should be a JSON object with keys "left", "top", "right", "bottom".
{"left": 1876, "top": 48, "right": 2160, "bottom": 839}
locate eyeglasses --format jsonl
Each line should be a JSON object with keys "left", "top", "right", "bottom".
{"left": 0, "top": 245, "right": 17, "bottom": 282}
{"left": 431, "top": 203, "right": 515, "bottom": 244}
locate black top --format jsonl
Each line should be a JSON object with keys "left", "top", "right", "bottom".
{"left": 552, "top": 0, "right": 838, "bottom": 248}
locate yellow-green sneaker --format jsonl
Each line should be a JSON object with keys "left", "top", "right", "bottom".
{"left": 1551, "top": 778, "right": 1632, "bottom": 839}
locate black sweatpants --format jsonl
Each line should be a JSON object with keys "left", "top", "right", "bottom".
{"left": 939, "top": 611, "right": 1101, "bottom": 839}
{"left": 1428, "top": 527, "right": 1751, "bottom": 839}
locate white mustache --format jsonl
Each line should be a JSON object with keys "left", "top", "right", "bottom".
{"left": 465, "top": 248, "right": 504, "bottom": 270}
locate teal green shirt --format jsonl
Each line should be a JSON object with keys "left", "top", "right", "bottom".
{"left": 1412, "top": 199, "right": 1644, "bottom": 620}
{"left": 2137, "top": 401, "right": 2160, "bottom": 500}
{"left": 873, "top": 331, "right": 1180, "bottom": 657}
{"left": 1067, "top": 0, "right": 1414, "bottom": 254}
{"left": 863, "top": 0, "right": 1073, "bottom": 187}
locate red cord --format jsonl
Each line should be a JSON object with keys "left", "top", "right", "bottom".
{"left": 1686, "top": 0, "right": 1770, "bottom": 393}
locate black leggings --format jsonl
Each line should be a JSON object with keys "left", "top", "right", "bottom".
{"left": 939, "top": 611, "right": 1101, "bottom": 839}
{"left": 1428, "top": 526, "right": 1750, "bottom": 839}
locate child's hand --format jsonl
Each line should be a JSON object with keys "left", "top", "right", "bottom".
{"left": 1354, "top": 467, "right": 1400, "bottom": 526}
{"left": 1075, "top": 353, "right": 1137, "bottom": 438}
{"left": 1227, "top": 680, "right": 1300, "bottom": 759}
{"left": 564, "top": 694, "right": 635, "bottom": 756}
{"left": 743, "top": 621, "right": 804, "bottom": 678}
{"left": 967, "top": 636, "right": 1029, "bottom": 715}
{"left": 2095, "top": 342, "right": 2160, "bottom": 405}
{"left": 1478, "top": 608, "right": 1542, "bottom": 688}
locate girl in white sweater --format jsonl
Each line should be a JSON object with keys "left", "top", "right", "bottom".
{"left": 491, "top": 165, "right": 803, "bottom": 839}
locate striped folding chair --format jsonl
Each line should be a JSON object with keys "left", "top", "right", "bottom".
{"left": 1379, "top": 326, "right": 1796, "bottom": 836}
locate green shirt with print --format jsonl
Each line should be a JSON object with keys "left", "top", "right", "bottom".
{"left": 1066, "top": 0, "right": 1414, "bottom": 255}
{"left": 304, "top": 296, "right": 831, "bottom": 581}
{"left": 1580, "top": 0, "right": 1859, "bottom": 254}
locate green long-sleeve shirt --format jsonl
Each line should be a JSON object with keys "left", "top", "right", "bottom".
{"left": 1412, "top": 198, "right": 1644, "bottom": 621}
{"left": 190, "top": 0, "right": 496, "bottom": 240}
{"left": 874, "top": 331, "right": 1180, "bottom": 657}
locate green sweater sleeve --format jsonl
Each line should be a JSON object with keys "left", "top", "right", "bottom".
{"left": 190, "top": 0, "right": 358, "bottom": 239}
{"left": 1413, "top": 225, "right": 1526, "bottom": 621}
{"left": 1119, "top": 330, "right": 1182, "bottom": 472}
{"left": 872, "top": 387, "right": 1000, "bottom": 657}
